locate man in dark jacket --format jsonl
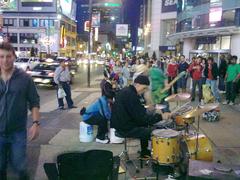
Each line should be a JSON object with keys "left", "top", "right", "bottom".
{"left": 0, "top": 42, "right": 40, "bottom": 179}
{"left": 218, "top": 55, "right": 228, "bottom": 91}
{"left": 204, "top": 57, "right": 220, "bottom": 102}
{"left": 111, "top": 75, "right": 163, "bottom": 157}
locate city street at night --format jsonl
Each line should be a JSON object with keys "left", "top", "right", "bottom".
{"left": 1, "top": 0, "right": 240, "bottom": 180}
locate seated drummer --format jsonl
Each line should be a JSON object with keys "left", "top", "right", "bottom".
{"left": 111, "top": 75, "right": 168, "bottom": 157}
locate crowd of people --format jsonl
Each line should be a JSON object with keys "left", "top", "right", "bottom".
{"left": 80, "top": 53, "right": 240, "bottom": 158}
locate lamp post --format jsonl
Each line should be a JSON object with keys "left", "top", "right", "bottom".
{"left": 87, "top": 0, "right": 93, "bottom": 87}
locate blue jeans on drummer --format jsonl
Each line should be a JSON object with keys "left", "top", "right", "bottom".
{"left": 57, "top": 81, "right": 73, "bottom": 108}
{"left": 0, "top": 130, "right": 28, "bottom": 179}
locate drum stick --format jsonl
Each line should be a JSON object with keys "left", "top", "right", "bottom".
{"left": 171, "top": 101, "right": 191, "bottom": 115}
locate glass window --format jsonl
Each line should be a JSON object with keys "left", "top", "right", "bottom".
{"left": 3, "top": 18, "right": 16, "bottom": 27}
{"left": 221, "top": 36, "right": 230, "bottom": 49}
{"left": 32, "top": 19, "right": 39, "bottom": 27}
{"left": 23, "top": 19, "right": 29, "bottom": 27}
{"left": 8, "top": 33, "right": 18, "bottom": 43}
{"left": 222, "top": 10, "right": 235, "bottom": 26}
{"left": 20, "top": 33, "right": 38, "bottom": 44}
{"left": 39, "top": 19, "right": 54, "bottom": 27}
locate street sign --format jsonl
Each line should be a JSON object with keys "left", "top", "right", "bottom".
{"left": 116, "top": 24, "right": 128, "bottom": 37}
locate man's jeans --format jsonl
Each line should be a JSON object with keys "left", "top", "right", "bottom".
{"left": 57, "top": 82, "right": 74, "bottom": 108}
{"left": 206, "top": 79, "right": 220, "bottom": 102}
{"left": 0, "top": 130, "right": 28, "bottom": 180}
{"left": 218, "top": 76, "right": 225, "bottom": 91}
{"left": 191, "top": 79, "right": 202, "bottom": 101}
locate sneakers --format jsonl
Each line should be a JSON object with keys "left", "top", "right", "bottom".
{"left": 68, "top": 105, "right": 77, "bottom": 109}
{"left": 96, "top": 138, "right": 109, "bottom": 144}
{"left": 229, "top": 102, "right": 234, "bottom": 106}
{"left": 58, "top": 106, "right": 65, "bottom": 110}
{"left": 222, "top": 101, "right": 229, "bottom": 105}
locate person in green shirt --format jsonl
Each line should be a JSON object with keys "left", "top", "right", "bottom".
{"left": 149, "top": 67, "right": 170, "bottom": 112}
{"left": 223, "top": 56, "right": 239, "bottom": 105}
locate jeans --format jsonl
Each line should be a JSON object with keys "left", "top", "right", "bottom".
{"left": 206, "top": 79, "right": 220, "bottom": 102}
{"left": 168, "top": 76, "right": 178, "bottom": 95}
{"left": 120, "top": 127, "right": 153, "bottom": 154}
{"left": 226, "top": 81, "right": 237, "bottom": 103}
{"left": 0, "top": 130, "right": 28, "bottom": 180}
{"left": 57, "top": 82, "right": 74, "bottom": 108}
{"left": 191, "top": 79, "right": 202, "bottom": 101}
{"left": 218, "top": 76, "right": 225, "bottom": 91}
{"left": 85, "top": 114, "right": 108, "bottom": 140}
{"left": 178, "top": 76, "right": 188, "bottom": 89}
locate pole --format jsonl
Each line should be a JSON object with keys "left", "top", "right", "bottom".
{"left": 47, "top": 17, "right": 50, "bottom": 56}
{"left": 87, "top": 0, "right": 93, "bottom": 87}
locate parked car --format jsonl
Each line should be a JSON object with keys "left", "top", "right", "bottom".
{"left": 14, "top": 57, "right": 40, "bottom": 71}
{"left": 27, "top": 62, "right": 74, "bottom": 87}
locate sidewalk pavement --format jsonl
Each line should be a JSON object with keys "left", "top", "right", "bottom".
{"left": 34, "top": 87, "right": 240, "bottom": 180}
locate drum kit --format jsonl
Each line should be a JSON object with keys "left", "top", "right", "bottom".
{"left": 150, "top": 93, "right": 219, "bottom": 177}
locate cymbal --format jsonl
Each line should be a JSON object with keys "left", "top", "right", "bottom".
{"left": 155, "top": 104, "right": 167, "bottom": 110}
{"left": 182, "top": 103, "right": 220, "bottom": 118}
{"left": 165, "top": 93, "right": 191, "bottom": 102}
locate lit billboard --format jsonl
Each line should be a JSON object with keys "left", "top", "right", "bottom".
{"left": 0, "top": 0, "right": 18, "bottom": 11}
{"left": 59, "top": 0, "right": 72, "bottom": 18}
{"left": 21, "top": 0, "right": 53, "bottom": 7}
{"left": 19, "top": 0, "right": 56, "bottom": 12}
{"left": 116, "top": 24, "right": 128, "bottom": 37}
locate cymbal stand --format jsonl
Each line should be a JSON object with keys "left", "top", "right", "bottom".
{"left": 195, "top": 108, "right": 201, "bottom": 160}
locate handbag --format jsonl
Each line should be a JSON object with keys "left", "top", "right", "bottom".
{"left": 58, "top": 88, "right": 66, "bottom": 98}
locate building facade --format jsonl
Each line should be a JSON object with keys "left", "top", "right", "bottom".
{"left": 0, "top": 0, "right": 77, "bottom": 58}
{"left": 169, "top": 0, "right": 240, "bottom": 62}
{"left": 76, "top": 0, "right": 123, "bottom": 54}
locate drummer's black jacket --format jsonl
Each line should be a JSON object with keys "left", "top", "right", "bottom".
{"left": 111, "top": 85, "right": 162, "bottom": 133}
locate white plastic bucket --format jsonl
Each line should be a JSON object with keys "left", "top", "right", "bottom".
{"left": 79, "top": 121, "right": 94, "bottom": 142}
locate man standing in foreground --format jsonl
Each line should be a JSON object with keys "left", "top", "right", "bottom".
{"left": 0, "top": 42, "right": 40, "bottom": 179}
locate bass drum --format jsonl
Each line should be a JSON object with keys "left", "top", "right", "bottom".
{"left": 181, "top": 134, "right": 213, "bottom": 161}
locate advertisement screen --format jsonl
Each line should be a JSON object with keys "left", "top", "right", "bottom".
{"left": 21, "top": 0, "right": 53, "bottom": 7}
{"left": 0, "top": 0, "right": 17, "bottom": 11}
{"left": 116, "top": 24, "right": 128, "bottom": 37}
{"left": 71, "top": 0, "right": 77, "bottom": 20}
{"left": 59, "top": 0, "right": 72, "bottom": 18}
{"left": 209, "top": 7, "right": 222, "bottom": 22}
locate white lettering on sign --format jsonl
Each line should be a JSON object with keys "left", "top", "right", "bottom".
{"left": 164, "top": 0, "right": 177, "bottom": 6}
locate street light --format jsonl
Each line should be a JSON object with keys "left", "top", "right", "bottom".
{"left": 88, "top": 0, "right": 93, "bottom": 87}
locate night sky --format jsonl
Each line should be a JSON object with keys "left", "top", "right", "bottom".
{"left": 76, "top": 0, "right": 143, "bottom": 47}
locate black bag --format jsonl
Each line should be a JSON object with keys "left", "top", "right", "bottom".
{"left": 80, "top": 107, "right": 86, "bottom": 115}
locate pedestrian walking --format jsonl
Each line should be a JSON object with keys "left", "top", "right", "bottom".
{"left": 0, "top": 42, "right": 40, "bottom": 180}
{"left": 54, "top": 59, "right": 76, "bottom": 110}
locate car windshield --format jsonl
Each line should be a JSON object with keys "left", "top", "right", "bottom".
{"left": 16, "top": 58, "right": 29, "bottom": 62}
{"left": 33, "top": 64, "right": 58, "bottom": 71}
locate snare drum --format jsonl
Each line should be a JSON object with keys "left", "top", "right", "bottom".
{"left": 154, "top": 119, "right": 175, "bottom": 129}
{"left": 181, "top": 134, "right": 213, "bottom": 161}
{"left": 152, "top": 129, "right": 180, "bottom": 164}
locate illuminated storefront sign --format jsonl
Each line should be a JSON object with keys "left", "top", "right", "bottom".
{"left": 162, "top": 0, "right": 177, "bottom": 13}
